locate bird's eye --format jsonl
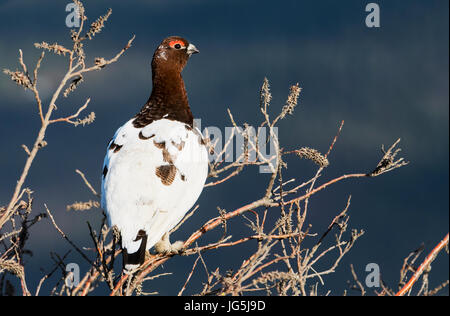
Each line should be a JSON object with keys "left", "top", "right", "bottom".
{"left": 169, "top": 40, "right": 185, "bottom": 50}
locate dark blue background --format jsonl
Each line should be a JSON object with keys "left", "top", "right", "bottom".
{"left": 0, "top": 0, "right": 448, "bottom": 295}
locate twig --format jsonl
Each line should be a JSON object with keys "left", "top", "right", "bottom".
{"left": 349, "top": 264, "right": 366, "bottom": 296}
{"left": 48, "top": 98, "right": 91, "bottom": 125}
{"left": 75, "top": 169, "right": 99, "bottom": 197}
{"left": 45, "top": 204, "right": 95, "bottom": 268}
{"left": 395, "top": 233, "right": 449, "bottom": 296}
{"left": 178, "top": 254, "right": 201, "bottom": 296}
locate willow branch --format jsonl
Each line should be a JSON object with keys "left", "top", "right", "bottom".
{"left": 395, "top": 233, "right": 449, "bottom": 296}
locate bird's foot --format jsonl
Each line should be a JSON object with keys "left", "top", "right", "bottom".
{"left": 154, "top": 233, "right": 185, "bottom": 255}
{"left": 123, "top": 264, "right": 141, "bottom": 274}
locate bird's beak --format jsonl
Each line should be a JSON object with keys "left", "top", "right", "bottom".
{"left": 187, "top": 43, "right": 199, "bottom": 55}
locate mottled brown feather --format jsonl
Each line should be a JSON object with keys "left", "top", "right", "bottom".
{"left": 153, "top": 140, "right": 165, "bottom": 149}
{"left": 162, "top": 148, "right": 174, "bottom": 164}
{"left": 172, "top": 140, "right": 185, "bottom": 151}
{"left": 139, "top": 131, "right": 155, "bottom": 140}
{"left": 109, "top": 143, "right": 123, "bottom": 153}
{"left": 155, "top": 165, "right": 177, "bottom": 186}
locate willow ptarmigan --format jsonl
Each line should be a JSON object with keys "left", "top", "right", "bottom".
{"left": 101, "top": 36, "right": 208, "bottom": 271}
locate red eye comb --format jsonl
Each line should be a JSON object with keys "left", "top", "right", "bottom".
{"left": 169, "top": 40, "right": 185, "bottom": 48}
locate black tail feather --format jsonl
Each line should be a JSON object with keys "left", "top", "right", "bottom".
{"left": 122, "top": 230, "right": 148, "bottom": 270}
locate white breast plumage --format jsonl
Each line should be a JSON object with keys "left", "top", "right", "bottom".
{"left": 101, "top": 118, "right": 208, "bottom": 268}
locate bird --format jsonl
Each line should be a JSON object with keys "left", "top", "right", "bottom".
{"left": 101, "top": 36, "right": 208, "bottom": 271}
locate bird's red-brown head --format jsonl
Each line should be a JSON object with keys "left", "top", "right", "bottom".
{"left": 152, "top": 36, "right": 199, "bottom": 73}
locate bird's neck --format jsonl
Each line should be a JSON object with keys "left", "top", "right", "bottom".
{"left": 151, "top": 68, "right": 188, "bottom": 106}
{"left": 133, "top": 66, "right": 193, "bottom": 128}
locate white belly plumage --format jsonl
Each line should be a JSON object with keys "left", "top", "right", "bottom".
{"left": 101, "top": 118, "right": 208, "bottom": 255}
